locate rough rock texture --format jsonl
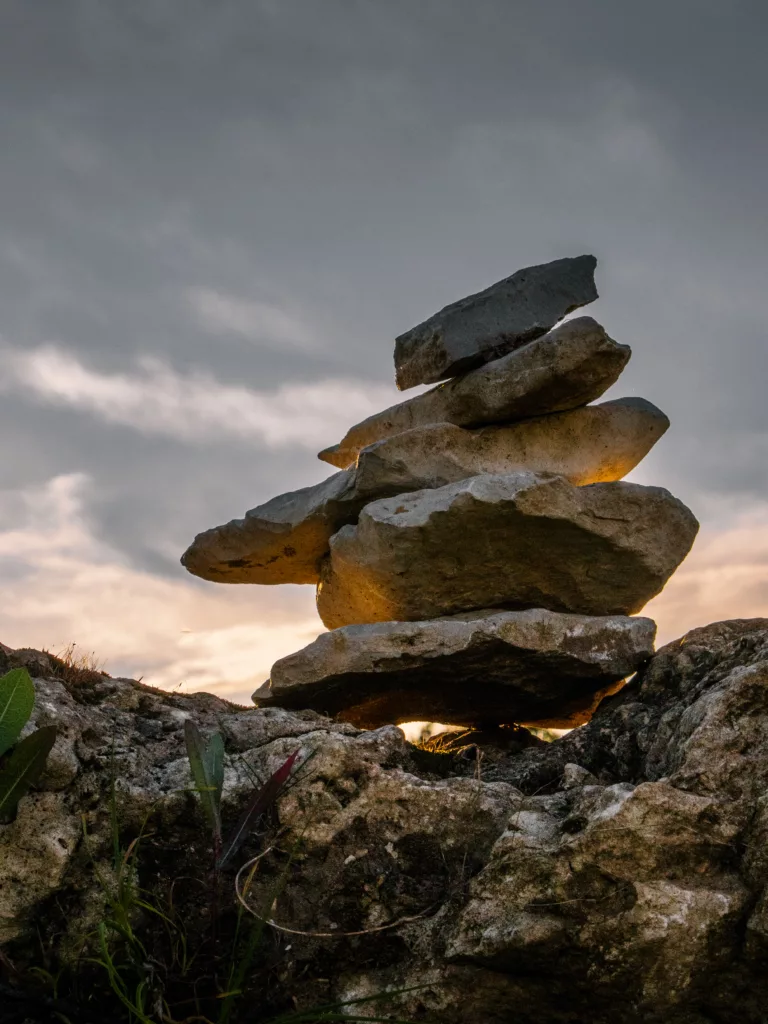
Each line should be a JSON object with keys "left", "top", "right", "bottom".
{"left": 182, "top": 469, "right": 362, "bottom": 585}
{"left": 317, "top": 471, "right": 699, "bottom": 629}
{"left": 394, "top": 255, "right": 598, "bottom": 389}
{"left": 320, "top": 316, "right": 630, "bottom": 468}
{"left": 253, "top": 608, "right": 657, "bottom": 729}
{"left": 183, "top": 398, "right": 668, "bottom": 584}
{"left": 355, "top": 397, "right": 669, "bottom": 492}
{"left": 4, "top": 619, "right": 768, "bottom": 1023}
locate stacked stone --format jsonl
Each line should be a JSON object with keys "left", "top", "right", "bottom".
{"left": 182, "top": 256, "right": 698, "bottom": 731}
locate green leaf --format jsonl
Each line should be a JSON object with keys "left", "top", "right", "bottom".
{"left": 0, "top": 725, "right": 57, "bottom": 818}
{"left": 184, "top": 720, "right": 222, "bottom": 841}
{"left": 205, "top": 730, "right": 225, "bottom": 811}
{"left": 0, "top": 667, "right": 36, "bottom": 757}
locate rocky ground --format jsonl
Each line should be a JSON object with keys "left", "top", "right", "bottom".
{"left": 2, "top": 618, "right": 768, "bottom": 1023}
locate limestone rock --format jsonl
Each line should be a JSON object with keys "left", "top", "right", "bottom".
{"left": 317, "top": 472, "right": 699, "bottom": 628}
{"left": 320, "top": 316, "right": 630, "bottom": 468}
{"left": 4, "top": 620, "right": 768, "bottom": 1023}
{"left": 252, "top": 608, "right": 657, "bottom": 729}
{"left": 489, "top": 615, "right": 768, "bottom": 808}
{"left": 357, "top": 397, "right": 668, "bottom": 492}
{"left": 181, "top": 470, "right": 357, "bottom": 585}
{"left": 183, "top": 397, "right": 665, "bottom": 584}
{"left": 394, "top": 254, "right": 598, "bottom": 389}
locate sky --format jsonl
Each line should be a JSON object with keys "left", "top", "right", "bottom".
{"left": 1, "top": 0, "right": 767, "bottom": 705}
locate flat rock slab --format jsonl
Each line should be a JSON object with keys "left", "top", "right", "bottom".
{"left": 320, "top": 317, "right": 629, "bottom": 468}
{"left": 409, "top": 396, "right": 666, "bottom": 489}
{"left": 181, "top": 471, "right": 358, "bottom": 584}
{"left": 317, "top": 472, "right": 699, "bottom": 628}
{"left": 252, "top": 608, "right": 657, "bottom": 729}
{"left": 182, "top": 397, "right": 666, "bottom": 584}
{"left": 394, "top": 255, "right": 598, "bottom": 389}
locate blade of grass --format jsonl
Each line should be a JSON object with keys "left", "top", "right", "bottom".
{"left": 217, "top": 750, "right": 299, "bottom": 869}
{"left": 91, "top": 925, "right": 156, "bottom": 1024}
{"left": 207, "top": 731, "right": 225, "bottom": 811}
{"left": 184, "top": 720, "right": 222, "bottom": 841}
{"left": 266, "top": 984, "right": 431, "bottom": 1022}
{"left": 218, "top": 826, "right": 306, "bottom": 1024}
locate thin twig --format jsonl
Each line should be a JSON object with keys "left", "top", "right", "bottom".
{"left": 234, "top": 847, "right": 436, "bottom": 938}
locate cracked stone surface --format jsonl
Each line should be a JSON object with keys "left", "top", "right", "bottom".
{"left": 317, "top": 471, "right": 699, "bottom": 628}
{"left": 394, "top": 254, "right": 598, "bottom": 389}
{"left": 253, "top": 608, "right": 656, "bottom": 729}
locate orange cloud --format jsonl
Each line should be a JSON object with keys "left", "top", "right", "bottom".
{"left": 0, "top": 474, "right": 323, "bottom": 703}
{"left": 644, "top": 506, "right": 768, "bottom": 643}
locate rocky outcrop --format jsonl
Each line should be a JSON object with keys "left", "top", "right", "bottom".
{"left": 3, "top": 620, "right": 768, "bottom": 1024}
{"left": 253, "top": 609, "right": 656, "bottom": 728}
{"left": 317, "top": 472, "right": 699, "bottom": 628}
{"left": 183, "top": 398, "right": 668, "bottom": 585}
{"left": 320, "top": 316, "right": 630, "bottom": 468}
{"left": 394, "top": 255, "right": 598, "bottom": 389}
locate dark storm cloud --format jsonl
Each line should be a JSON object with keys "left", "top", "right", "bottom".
{"left": 1, "top": 0, "right": 767, "bottom": 585}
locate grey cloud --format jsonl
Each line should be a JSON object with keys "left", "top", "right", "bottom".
{"left": 0, "top": 0, "right": 767, "bottom": 602}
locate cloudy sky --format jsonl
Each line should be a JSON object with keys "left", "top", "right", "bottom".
{"left": 1, "top": 0, "right": 767, "bottom": 704}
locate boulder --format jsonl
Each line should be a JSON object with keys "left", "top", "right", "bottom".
{"left": 317, "top": 472, "right": 699, "bottom": 628}
{"left": 319, "top": 316, "right": 630, "bottom": 468}
{"left": 182, "top": 398, "right": 668, "bottom": 584}
{"left": 252, "top": 608, "right": 657, "bottom": 729}
{"left": 394, "top": 254, "right": 598, "bottom": 389}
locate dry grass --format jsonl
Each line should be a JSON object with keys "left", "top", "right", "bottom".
{"left": 527, "top": 726, "right": 572, "bottom": 742}
{"left": 44, "top": 642, "right": 109, "bottom": 686}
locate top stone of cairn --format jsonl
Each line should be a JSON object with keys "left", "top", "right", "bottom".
{"left": 394, "top": 254, "right": 598, "bottom": 390}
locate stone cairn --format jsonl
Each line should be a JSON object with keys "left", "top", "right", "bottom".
{"left": 182, "top": 256, "right": 699, "bottom": 731}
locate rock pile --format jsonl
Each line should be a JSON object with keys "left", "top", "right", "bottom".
{"left": 182, "top": 256, "right": 699, "bottom": 729}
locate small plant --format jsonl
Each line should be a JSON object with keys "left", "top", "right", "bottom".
{"left": 183, "top": 720, "right": 299, "bottom": 871}
{"left": 76, "top": 724, "right": 304, "bottom": 1023}
{"left": 3, "top": 703, "right": 419, "bottom": 1023}
{"left": 184, "top": 721, "right": 301, "bottom": 1023}
{"left": 46, "top": 642, "right": 108, "bottom": 687}
{"left": 0, "top": 667, "right": 56, "bottom": 821}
